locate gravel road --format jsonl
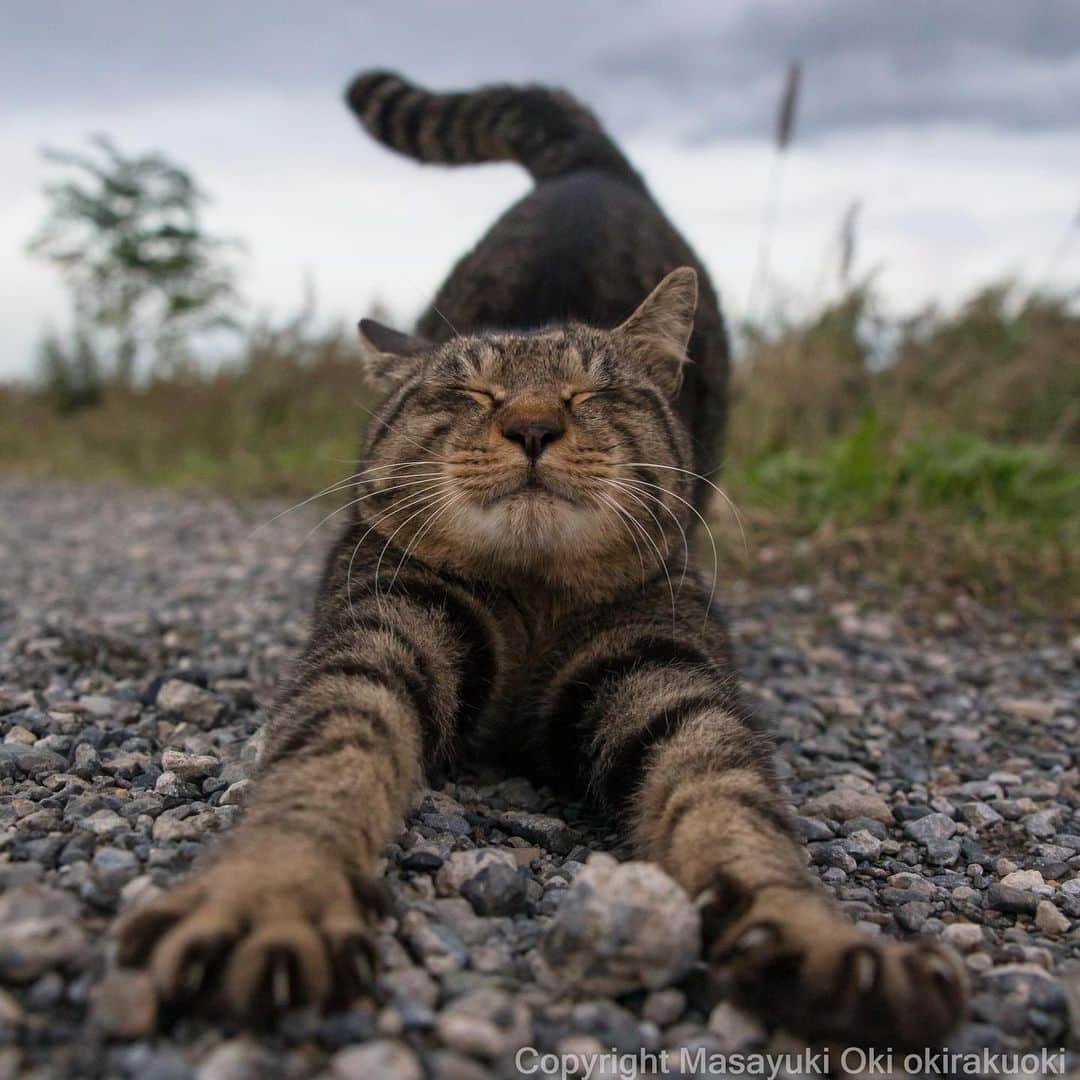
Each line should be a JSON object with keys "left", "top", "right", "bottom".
{"left": 0, "top": 479, "right": 1077, "bottom": 1079}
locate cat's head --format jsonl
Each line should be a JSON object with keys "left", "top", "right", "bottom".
{"left": 354, "top": 268, "right": 698, "bottom": 592}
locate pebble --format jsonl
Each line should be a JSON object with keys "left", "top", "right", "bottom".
{"left": 435, "top": 848, "right": 518, "bottom": 894}
{"left": 1, "top": 480, "right": 1075, "bottom": 1073}
{"left": 91, "top": 847, "right": 140, "bottom": 894}
{"left": 0, "top": 885, "right": 87, "bottom": 981}
{"left": 90, "top": 970, "right": 157, "bottom": 1039}
{"left": 540, "top": 854, "right": 699, "bottom": 995}
{"left": 842, "top": 829, "right": 883, "bottom": 860}
{"left": 1000, "top": 698, "right": 1056, "bottom": 723}
{"left": 642, "top": 987, "right": 686, "bottom": 1027}
{"left": 960, "top": 802, "right": 1004, "bottom": 829}
{"left": 195, "top": 1038, "right": 273, "bottom": 1080}
{"left": 495, "top": 810, "right": 578, "bottom": 854}
{"left": 1025, "top": 809, "right": 1064, "bottom": 838}
{"left": 987, "top": 884, "right": 1039, "bottom": 915}
{"left": 1000, "top": 869, "right": 1047, "bottom": 892}
{"left": 154, "top": 771, "right": 192, "bottom": 798}
{"left": 707, "top": 1002, "right": 767, "bottom": 1050}
{"left": 219, "top": 779, "right": 253, "bottom": 806}
{"left": 942, "top": 922, "right": 985, "bottom": 952}
{"left": 433, "top": 987, "right": 529, "bottom": 1060}
{"left": 151, "top": 807, "right": 220, "bottom": 842}
{"left": 155, "top": 679, "right": 226, "bottom": 729}
{"left": 332, "top": 1040, "right": 422, "bottom": 1080}
{"left": 0, "top": 743, "right": 66, "bottom": 778}
{"left": 1034, "top": 900, "right": 1070, "bottom": 935}
{"left": 801, "top": 787, "right": 892, "bottom": 824}
{"left": 459, "top": 862, "right": 530, "bottom": 917}
{"left": 904, "top": 812, "right": 957, "bottom": 845}
{"left": 160, "top": 748, "right": 219, "bottom": 781}
{"left": 78, "top": 808, "right": 127, "bottom": 838}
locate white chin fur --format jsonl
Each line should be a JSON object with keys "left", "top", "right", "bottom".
{"left": 456, "top": 497, "right": 610, "bottom": 568}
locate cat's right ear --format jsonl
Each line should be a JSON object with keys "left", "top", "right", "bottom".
{"left": 357, "top": 318, "right": 431, "bottom": 389}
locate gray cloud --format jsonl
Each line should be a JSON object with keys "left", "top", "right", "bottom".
{"left": 597, "top": 0, "right": 1080, "bottom": 138}
{"left": 3, "top": 0, "right": 1079, "bottom": 141}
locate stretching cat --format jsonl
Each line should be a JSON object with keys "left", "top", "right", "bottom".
{"left": 116, "top": 72, "right": 966, "bottom": 1044}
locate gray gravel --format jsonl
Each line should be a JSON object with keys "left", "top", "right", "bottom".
{"left": 0, "top": 479, "right": 1077, "bottom": 1079}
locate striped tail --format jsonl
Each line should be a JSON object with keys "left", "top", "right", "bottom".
{"left": 345, "top": 70, "right": 643, "bottom": 188}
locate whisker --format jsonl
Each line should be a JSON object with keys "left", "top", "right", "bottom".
{"left": 345, "top": 481, "right": 457, "bottom": 612}
{"left": 386, "top": 491, "right": 464, "bottom": 596}
{"left": 591, "top": 491, "right": 647, "bottom": 589}
{"left": 596, "top": 487, "right": 677, "bottom": 633}
{"left": 618, "top": 461, "right": 748, "bottom": 560}
{"left": 615, "top": 475, "right": 722, "bottom": 623}
{"left": 600, "top": 477, "right": 689, "bottom": 590}
{"left": 373, "top": 489, "right": 461, "bottom": 603}
{"left": 248, "top": 459, "right": 444, "bottom": 537}
{"left": 294, "top": 475, "right": 450, "bottom": 552}
{"left": 430, "top": 303, "right": 461, "bottom": 339}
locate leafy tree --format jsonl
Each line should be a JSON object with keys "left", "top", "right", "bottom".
{"left": 28, "top": 135, "right": 243, "bottom": 389}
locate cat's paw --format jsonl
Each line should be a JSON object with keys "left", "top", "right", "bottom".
{"left": 113, "top": 836, "right": 386, "bottom": 1022}
{"left": 703, "top": 886, "right": 967, "bottom": 1047}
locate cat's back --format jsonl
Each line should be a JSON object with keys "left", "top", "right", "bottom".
{"left": 418, "top": 169, "right": 708, "bottom": 335}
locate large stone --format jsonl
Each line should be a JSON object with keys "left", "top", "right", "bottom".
{"left": 0, "top": 885, "right": 86, "bottom": 981}
{"left": 801, "top": 788, "right": 892, "bottom": 825}
{"left": 540, "top": 853, "right": 699, "bottom": 995}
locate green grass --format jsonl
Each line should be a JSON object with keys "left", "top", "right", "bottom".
{"left": 739, "top": 415, "right": 1075, "bottom": 529}
{"left": 719, "top": 417, "right": 1076, "bottom": 613}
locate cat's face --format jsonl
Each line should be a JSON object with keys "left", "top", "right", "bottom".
{"left": 355, "top": 268, "right": 698, "bottom": 590}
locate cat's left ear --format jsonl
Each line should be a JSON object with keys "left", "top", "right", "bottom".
{"left": 357, "top": 318, "right": 431, "bottom": 389}
{"left": 613, "top": 267, "right": 697, "bottom": 396}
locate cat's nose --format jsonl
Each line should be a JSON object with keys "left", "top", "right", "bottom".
{"left": 501, "top": 415, "right": 566, "bottom": 462}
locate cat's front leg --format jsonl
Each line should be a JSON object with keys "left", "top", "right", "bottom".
{"left": 535, "top": 598, "right": 967, "bottom": 1046}
{"left": 633, "top": 708, "right": 968, "bottom": 1046}
{"left": 115, "top": 577, "right": 496, "bottom": 1020}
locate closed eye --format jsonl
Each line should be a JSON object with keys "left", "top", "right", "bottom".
{"left": 567, "top": 389, "right": 617, "bottom": 409}
{"left": 457, "top": 388, "right": 497, "bottom": 407}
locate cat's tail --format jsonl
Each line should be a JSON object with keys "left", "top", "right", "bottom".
{"left": 345, "top": 70, "right": 643, "bottom": 189}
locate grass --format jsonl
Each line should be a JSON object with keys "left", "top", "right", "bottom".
{"left": 720, "top": 419, "right": 1076, "bottom": 614}
{"left": 2, "top": 283, "right": 1077, "bottom": 618}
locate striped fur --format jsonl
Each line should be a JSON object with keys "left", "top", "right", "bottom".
{"left": 346, "top": 70, "right": 643, "bottom": 187}
{"left": 115, "top": 71, "right": 966, "bottom": 1044}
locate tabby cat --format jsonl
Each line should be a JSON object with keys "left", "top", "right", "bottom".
{"left": 116, "top": 71, "right": 966, "bottom": 1044}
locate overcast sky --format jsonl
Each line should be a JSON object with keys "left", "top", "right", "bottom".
{"left": 3, "top": 0, "right": 1078, "bottom": 378}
